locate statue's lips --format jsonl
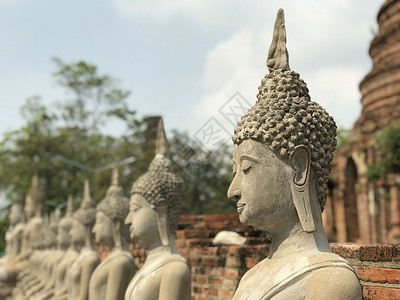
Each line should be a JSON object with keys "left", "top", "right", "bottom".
{"left": 237, "top": 203, "right": 245, "bottom": 214}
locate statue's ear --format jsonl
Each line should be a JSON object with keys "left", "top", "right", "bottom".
{"left": 290, "top": 145, "right": 315, "bottom": 233}
{"left": 154, "top": 199, "right": 169, "bottom": 246}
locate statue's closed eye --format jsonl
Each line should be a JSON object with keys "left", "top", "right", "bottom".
{"left": 243, "top": 166, "right": 252, "bottom": 174}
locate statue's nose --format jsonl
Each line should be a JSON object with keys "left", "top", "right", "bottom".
{"left": 227, "top": 185, "right": 241, "bottom": 202}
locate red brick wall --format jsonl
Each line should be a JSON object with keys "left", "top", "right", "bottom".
{"left": 131, "top": 214, "right": 400, "bottom": 300}
{"left": 332, "top": 243, "right": 400, "bottom": 300}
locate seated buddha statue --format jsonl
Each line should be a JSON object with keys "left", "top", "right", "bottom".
{"left": 227, "top": 9, "right": 362, "bottom": 300}
{"left": 124, "top": 118, "right": 191, "bottom": 300}
{"left": 0, "top": 175, "right": 45, "bottom": 285}
{"left": 53, "top": 180, "right": 97, "bottom": 300}
{"left": 1, "top": 196, "right": 24, "bottom": 265}
{"left": 88, "top": 168, "right": 135, "bottom": 300}
{"left": 27, "top": 200, "right": 73, "bottom": 299}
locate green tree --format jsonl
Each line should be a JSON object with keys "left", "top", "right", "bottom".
{"left": 336, "top": 127, "right": 351, "bottom": 148}
{"left": 169, "top": 130, "right": 235, "bottom": 215}
{"left": 0, "top": 58, "right": 238, "bottom": 254}
{"left": 0, "top": 59, "right": 141, "bottom": 210}
{"left": 378, "top": 124, "right": 400, "bottom": 173}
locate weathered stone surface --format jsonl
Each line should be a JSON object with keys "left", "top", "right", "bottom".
{"left": 125, "top": 118, "right": 190, "bottom": 300}
{"left": 228, "top": 9, "right": 361, "bottom": 300}
{"left": 89, "top": 169, "right": 134, "bottom": 300}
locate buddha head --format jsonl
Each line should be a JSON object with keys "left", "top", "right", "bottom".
{"left": 125, "top": 118, "right": 185, "bottom": 247}
{"left": 227, "top": 9, "right": 336, "bottom": 234}
{"left": 93, "top": 167, "right": 130, "bottom": 247}
{"left": 71, "top": 180, "right": 96, "bottom": 246}
{"left": 24, "top": 174, "right": 45, "bottom": 218}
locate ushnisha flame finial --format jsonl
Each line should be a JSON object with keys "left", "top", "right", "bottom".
{"left": 81, "top": 179, "right": 95, "bottom": 209}
{"left": 66, "top": 195, "right": 74, "bottom": 217}
{"left": 111, "top": 167, "right": 119, "bottom": 187}
{"left": 156, "top": 118, "right": 168, "bottom": 157}
{"left": 267, "top": 8, "right": 290, "bottom": 72}
{"left": 98, "top": 167, "right": 130, "bottom": 223}
{"left": 74, "top": 179, "right": 96, "bottom": 226}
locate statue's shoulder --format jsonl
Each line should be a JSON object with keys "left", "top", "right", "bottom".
{"left": 162, "top": 257, "right": 189, "bottom": 273}
{"left": 298, "top": 251, "right": 361, "bottom": 299}
{"left": 303, "top": 265, "right": 362, "bottom": 300}
{"left": 159, "top": 254, "right": 189, "bottom": 276}
{"left": 107, "top": 251, "right": 135, "bottom": 272}
{"left": 82, "top": 251, "right": 100, "bottom": 266}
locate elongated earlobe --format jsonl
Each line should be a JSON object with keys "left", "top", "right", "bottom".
{"left": 154, "top": 199, "right": 169, "bottom": 246}
{"left": 290, "top": 145, "right": 315, "bottom": 233}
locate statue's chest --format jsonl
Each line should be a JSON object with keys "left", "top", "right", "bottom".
{"left": 232, "top": 258, "right": 309, "bottom": 300}
{"left": 125, "top": 268, "right": 162, "bottom": 300}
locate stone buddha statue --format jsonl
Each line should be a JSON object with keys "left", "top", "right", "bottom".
{"left": 0, "top": 198, "right": 25, "bottom": 299}
{"left": 1, "top": 195, "right": 24, "bottom": 265}
{"left": 0, "top": 175, "right": 45, "bottom": 285}
{"left": 53, "top": 180, "right": 97, "bottom": 300}
{"left": 63, "top": 186, "right": 99, "bottom": 300}
{"left": 29, "top": 195, "right": 76, "bottom": 300}
{"left": 88, "top": 168, "right": 135, "bottom": 300}
{"left": 125, "top": 118, "right": 191, "bottom": 300}
{"left": 17, "top": 217, "right": 56, "bottom": 298}
{"left": 227, "top": 9, "right": 361, "bottom": 300}
{"left": 24, "top": 198, "right": 73, "bottom": 299}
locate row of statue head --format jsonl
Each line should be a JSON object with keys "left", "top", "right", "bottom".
{"left": 4, "top": 117, "right": 189, "bottom": 300}
{"left": 5, "top": 9, "right": 362, "bottom": 299}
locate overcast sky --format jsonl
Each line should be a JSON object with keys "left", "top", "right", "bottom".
{"left": 0, "top": 0, "right": 383, "bottom": 139}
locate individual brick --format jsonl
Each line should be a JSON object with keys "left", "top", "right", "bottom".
{"left": 333, "top": 243, "right": 361, "bottom": 259}
{"left": 355, "top": 267, "right": 400, "bottom": 284}
{"left": 359, "top": 245, "right": 393, "bottom": 261}
{"left": 363, "top": 286, "right": 400, "bottom": 299}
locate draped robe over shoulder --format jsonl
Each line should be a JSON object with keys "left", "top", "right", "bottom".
{"left": 232, "top": 252, "right": 356, "bottom": 300}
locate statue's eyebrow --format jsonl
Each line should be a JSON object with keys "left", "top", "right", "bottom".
{"left": 239, "top": 154, "right": 259, "bottom": 163}
{"left": 131, "top": 201, "right": 142, "bottom": 207}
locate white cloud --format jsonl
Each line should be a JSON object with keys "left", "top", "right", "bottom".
{"left": 193, "top": 29, "right": 264, "bottom": 125}
{"left": 112, "top": 0, "right": 195, "bottom": 21}
{"left": 189, "top": 1, "right": 381, "bottom": 132}
{"left": 303, "top": 66, "right": 364, "bottom": 128}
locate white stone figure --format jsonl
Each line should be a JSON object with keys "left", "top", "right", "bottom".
{"left": 53, "top": 180, "right": 97, "bottom": 300}
{"left": 3, "top": 196, "right": 24, "bottom": 261}
{"left": 88, "top": 168, "right": 135, "bottom": 300}
{"left": 0, "top": 175, "right": 45, "bottom": 285}
{"left": 227, "top": 9, "right": 362, "bottom": 300}
{"left": 30, "top": 196, "right": 76, "bottom": 300}
{"left": 27, "top": 204, "right": 71, "bottom": 299}
{"left": 125, "top": 118, "right": 191, "bottom": 300}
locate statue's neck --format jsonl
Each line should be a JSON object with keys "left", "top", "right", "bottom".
{"left": 85, "top": 226, "right": 94, "bottom": 249}
{"left": 144, "top": 232, "right": 177, "bottom": 253}
{"left": 112, "top": 222, "right": 128, "bottom": 252}
{"left": 269, "top": 220, "right": 330, "bottom": 260}
{"left": 146, "top": 245, "right": 173, "bottom": 264}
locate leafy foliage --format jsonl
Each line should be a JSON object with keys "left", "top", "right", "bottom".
{"left": 367, "top": 124, "right": 400, "bottom": 179}
{"left": 169, "top": 130, "right": 235, "bottom": 215}
{"left": 378, "top": 125, "right": 400, "bottom": 173}
{"left": 336, "top": 127, "right": 351, "bottom": 148}
{"left": 0, "top": 59, "right": 235, "bottom": 226}
{"left": 0, "top": 59, "right": 142, "bottom": 210}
